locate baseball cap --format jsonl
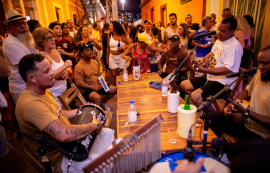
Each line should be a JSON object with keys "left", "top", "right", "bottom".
{"left": 169, "top": 35, "right": 180, "bottom": 41}
{"left": 144, "top": 20, "right": 153, "bottom": 24}
{"left": 78, "top": 43, "right": 93, "bottom": 54}
{"left": 138, "top": 34, "right": 151, "bottom": 44}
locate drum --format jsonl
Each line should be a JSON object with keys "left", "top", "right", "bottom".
{"left": 149, "top": 151, "right": 230, "bottom": 173}
{"left": 61, "top": 104, "right": 106, "bottom": 161}
{"left": 74, "top": 103, "right": 106, "bottom": 125}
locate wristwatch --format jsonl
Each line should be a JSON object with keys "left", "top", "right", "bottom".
{"left": 244, "top": 105, "right": 251, "bottom": 117}
{"left": 93, "top": 121, "right": 100, "bottom": 131}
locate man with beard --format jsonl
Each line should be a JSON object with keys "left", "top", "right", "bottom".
{"left": 67, "top": 19, "right": 77, "bottom": 38}
{"left": 16, "top": 53, "right": 113, "bottom": 172}
{"left": 164, "top": 13, "right": 179, "bottom": 44}
{"left": 2, "top": 9, "right": 37, "bottom": 103}
{"left": 143, "top": 20, "right": 153, "bottom": 41}
{"left": 208, "top": 46, "right": 270, "bottom": 141}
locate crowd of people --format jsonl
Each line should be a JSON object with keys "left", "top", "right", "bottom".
{"left": 0, "top": 6, "right": 269, "bottom": 173}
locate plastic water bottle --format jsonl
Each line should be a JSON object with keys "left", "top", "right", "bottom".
{"left": 162, "top": 79, "right": 168, "bottom": 96}
{"left": 123, "top": 67, "right": 128, "bottom": 81}
{"left": 118, "top": 39, "right": 121, "bottom": 47}
{"left": 128, "top": 100, "right": 137, "bottom": 125}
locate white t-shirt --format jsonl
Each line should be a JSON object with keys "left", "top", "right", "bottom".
{"left": 2, "top": 34, "right": 37, "bottom": 94}
{"left": 142, "top": 31, "right": 152, "bottom": 41}
{"left": 207, "top": 37, "right": 243, "bottom": 90}
{"left": 165, "top": 26, "right": 178, "bottom": 38}
{"left": 69, "top": 30, "right": 77, "bottom": 38}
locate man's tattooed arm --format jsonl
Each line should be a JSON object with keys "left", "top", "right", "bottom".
{"left": 43, "top": 119, "right": 96, "bottom": 142}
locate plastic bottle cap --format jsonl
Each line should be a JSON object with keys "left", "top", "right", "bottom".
{"left": 118, "top": 82, "right": 120, "bottom": 84}
{"left": 130, "top": 100, "right": 134, "bottom": 104}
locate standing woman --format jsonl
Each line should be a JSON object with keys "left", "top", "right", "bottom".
{"left": 122, "top": 34, "right": 166, "bottom": 74}
{"left": 123, "top": 22, "right": 130, "bottom": 37}
{"left": 129, "top": 26, "right": 138, "bottom": 43}
{"left": 61, "top": 23, "right": 74, "bottom": 43}
{"left": 178, "top": 23, "right": 194, "bottom": 51}
{"left": 32, "top": 27, "right": 72, "bottom": 104}
{"left": 107, "top": 21, "right": 131, "bottom": 85}
{"left": 235, "top": 15, "right": 252, "bottom": 49}
{"left": 87, "top": 24, "right": 98, "bottom": 42}
{"left": 149, "top": 26, "right": 164, "bottom": 72}
{"left": 235, "top": 15, "right": 253, "bottom": 69}
{"left": 74, "top": 25, "right": 101, "bottom": 49}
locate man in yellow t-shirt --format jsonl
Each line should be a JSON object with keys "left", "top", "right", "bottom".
{"left": 16, "top": 54, "right": 103, "bottom": 172}
{"left": 74, "top": 44, "right": 116, "bottom": 111}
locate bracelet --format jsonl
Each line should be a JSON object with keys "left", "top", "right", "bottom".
{"left": 244, "top": 105, "right": 250, "bottom": 117}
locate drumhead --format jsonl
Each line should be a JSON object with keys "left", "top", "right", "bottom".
{"left": 149, "top": 151, "right": 230, "bottom": 173}
{"left": 75, "top": 103, "right": 106, "bottom": 125}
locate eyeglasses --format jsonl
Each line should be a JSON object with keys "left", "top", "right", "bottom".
{"left": 11, "top": 21, "right": 28, "bottom": 27}
{"left": 46, "top": 36, "right": 55, "bottom": 41}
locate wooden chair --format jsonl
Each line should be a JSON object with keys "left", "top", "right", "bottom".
{"left": 7, "top": 135, "right": 46, "bottom": 172}
{"left": 58, "top": 77, "right": 112, "bottom": 127}
{"left": 58, "top": 77, "right": 87, "bottom": 110}
{"left": 1, "top": 118, "right": 46, "bottom": 172}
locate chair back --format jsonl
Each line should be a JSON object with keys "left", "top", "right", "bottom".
{"left": 58, "top": 77, "right": 87, "bottom": 110}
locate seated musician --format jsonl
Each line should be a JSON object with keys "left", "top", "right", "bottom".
{"left": 157, "top": 35, "right": 192, "bottom": 79}
{"left": 180, "top": 17, "right": 243, "bottom": 107}
{"left": 74, "top": 44, "right": 116, "bottom": 111}
{"left": 208, "top": 46, "right": 270, "bottom": 141}
{"left": 15, "top": 54, "right": 113, "bottom": 172}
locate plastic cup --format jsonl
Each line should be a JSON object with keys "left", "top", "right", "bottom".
{"left": 168, "top": 127, "right": 177, "bottom": 143}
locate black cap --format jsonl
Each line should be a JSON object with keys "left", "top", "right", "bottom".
{"left": 169, "top": 35, "right": 180, "bottom": 40}
{"left": 78, "top": 43, "right": 93, "bottom": 54}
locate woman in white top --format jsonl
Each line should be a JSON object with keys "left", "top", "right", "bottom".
{"left": 33, "top": 27, "right": 72, "bottom": 105}
{"left": 106, "top": 21, "right": 131, "bottom": 85}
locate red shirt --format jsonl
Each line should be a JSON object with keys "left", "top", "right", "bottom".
{"left": 131, "top": 43, "right": 150, "bottom": 73}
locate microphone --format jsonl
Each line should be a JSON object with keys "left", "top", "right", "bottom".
{"left": 194, "top": 31, "right": 216, "bottom": 38}
{"left": 183, "top": 128, "right": 196, "bottom": 162}
{"left": 226, "top": 69, "right": 257, "bottom": 78}
{"left": 67, "top": 144, "right": 80, "bottom": 170}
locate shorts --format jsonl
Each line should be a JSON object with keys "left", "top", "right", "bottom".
{"left": 109, "top": 53, "right": 126, "bottom": 69}
{"left": 82, "top": 84, "right": 110, "bottom": 101}
{"left": 190, "top": 77, "right": 231, "bottom": 101}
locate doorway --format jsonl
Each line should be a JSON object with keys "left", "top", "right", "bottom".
{"left": 160, "top": 4, "right": 167, "bottom": 27}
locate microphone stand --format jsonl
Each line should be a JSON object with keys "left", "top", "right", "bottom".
{"left": 168, "top": 38, "right": 204, "bottom": 88}
{"left": 197, "top": 75, "right": 241, "bottom": 153}
{"left": 0, "top": 121, "right": 70, "bottom": 172}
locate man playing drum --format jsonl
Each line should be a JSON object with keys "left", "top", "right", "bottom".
{"left": 15, "top": 54, "right": 113, "bottom": 172}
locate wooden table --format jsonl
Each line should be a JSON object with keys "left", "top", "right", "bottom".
{"left": 116, "top": 73, "right": 217, "bottom": 152}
